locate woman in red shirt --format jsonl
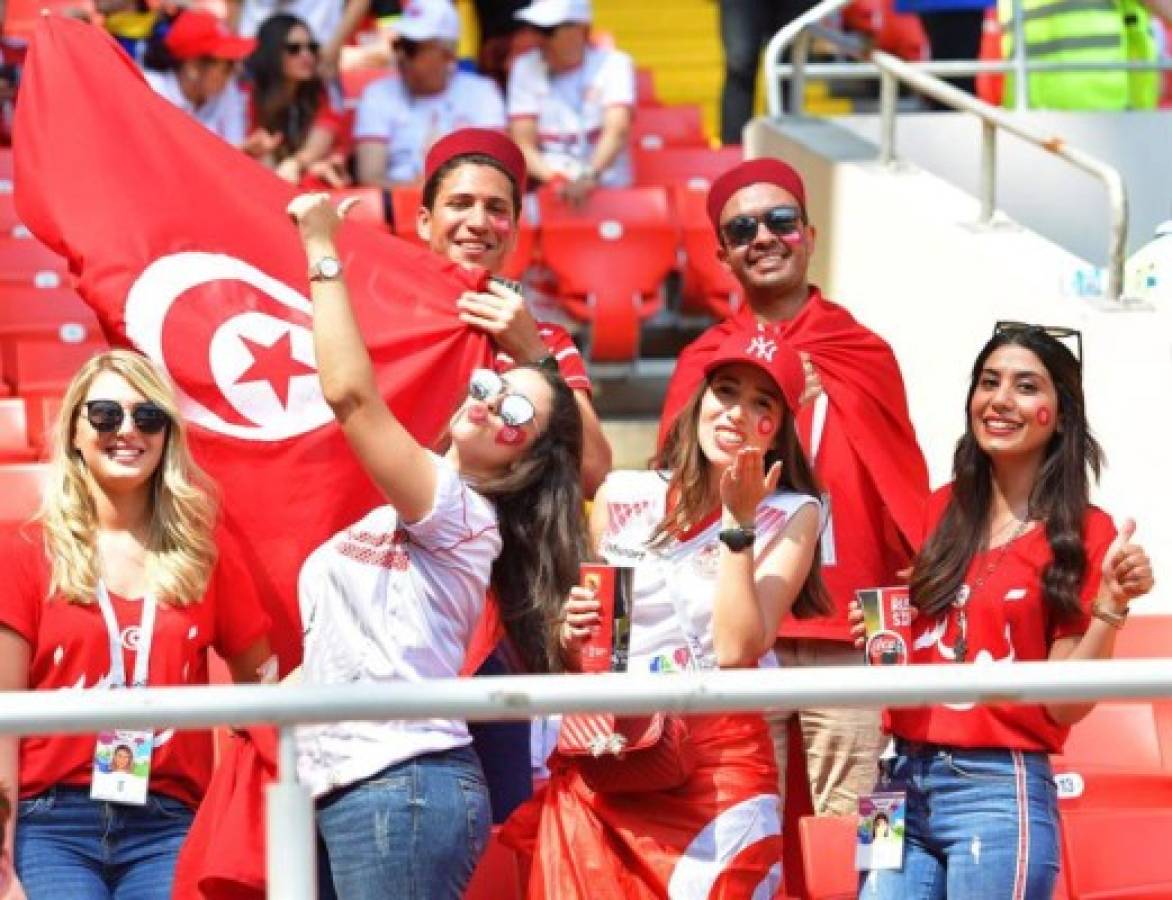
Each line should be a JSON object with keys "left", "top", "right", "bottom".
{"left": 243, "top": 13, "right": 348, "bottom": 187}
{"left": 0, "top": 351, "right": 272, "bottom": 900}
{"left": 857, "top": 324, "right": 1154, "bottom": 899}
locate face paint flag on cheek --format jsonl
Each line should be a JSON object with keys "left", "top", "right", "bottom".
{"left": 1037, "top": 407, "right": 1052, "bottom": 426}
{"left": 13, "top": 18, "right": 497, "bottom": 672}
{"left": 495, "top": 425, "right": 525, "bottom": 446}
{"left": 757, "top": 416, "right": 775, "bottom": 437}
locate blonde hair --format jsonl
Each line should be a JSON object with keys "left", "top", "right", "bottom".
{"left": 39, "top": 350, "right": 218, "bottom": 606}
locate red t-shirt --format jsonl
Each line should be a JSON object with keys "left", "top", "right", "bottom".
{"left": 888, "top": 488, "right": 1116, "bottom": 754}
{"left": 0, "top": 524, "right": 271, "bottom": 807}
{"left": 493, "top": 322, "right": 592, "bottom": 395}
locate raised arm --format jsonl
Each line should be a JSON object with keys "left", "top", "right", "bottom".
{"left": 287, "top": 193, "right": 439, "bottom": 522}
{"left": 711, "top": 448, "right": 821, "bottom": 668}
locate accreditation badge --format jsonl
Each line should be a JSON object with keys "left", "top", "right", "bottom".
{"left": 855, "top": 791, "right": 907, "bottom": 871}
{"left": 90, "top": 729, "right": 154, "bottom": 805}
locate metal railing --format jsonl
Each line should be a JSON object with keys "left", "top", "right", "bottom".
{"left": 4, "top": 659, "right": 1172, "bottom": 898}
{"left": 760, "top": 0, "right": 1148, "bottom": 301}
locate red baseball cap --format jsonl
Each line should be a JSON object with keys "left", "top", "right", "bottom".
{"left": 706, "top": 158, "right": 807, "bottom": 232}
{"left": 702, "top": 327, "right": 804, "bottom": 411}
{"left": 424, "top": 128, "right": 527, "bottom": 193}
{"left": 165, "top": 11, "right": 256, "bottom": 62}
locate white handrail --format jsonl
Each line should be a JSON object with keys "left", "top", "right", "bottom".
{"left": 7, "top": 660, "right": 1169, "bottom": 899}
{"left": 758, "top": 0, "right": 1131, "bottom": 300}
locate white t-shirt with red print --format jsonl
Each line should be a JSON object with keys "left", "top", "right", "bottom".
{"left": 888, "top": 487, "right": 1117, "bottom": 754}
{"left": 354, "top": 71, "right": 507, "bottom": 184}
{"left": 507, "top": 45, "right": 635, "bottom": 187}
{"left": 595, "top": 470, "right": 819, "bottom": 674}
{"left": 492, "top": 322, "right": 591, "bottom": 395}
{"left": 296, "top": 453, "right": 501, "bottom": 799}
{"left": 0, "top": 524, "right": 271, "bottom": 808}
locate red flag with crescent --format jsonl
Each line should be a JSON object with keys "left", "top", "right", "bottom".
{"left": 13, "top": 17, "right": 495, "bottom": 672}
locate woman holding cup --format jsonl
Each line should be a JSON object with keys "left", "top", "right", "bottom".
{"left": 509, "top": 326, "right": 828, "bottom": 898}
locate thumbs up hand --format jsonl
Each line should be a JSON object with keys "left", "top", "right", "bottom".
{"left": 1100, "top": 518, "right": 1154, "bottom": 609}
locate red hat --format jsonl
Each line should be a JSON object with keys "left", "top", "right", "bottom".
{"left": 702, "top": 327, "right": 804, "bottom": 411}
{"left": 706, "top": 158, "right": 807, "bottom": 232}
{"left": 165, "top": 10, "right": 256, "bottom": 62}
{"left": 424, "top": 128, "right": 527, "bottom": 193}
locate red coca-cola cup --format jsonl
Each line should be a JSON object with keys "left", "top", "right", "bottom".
{"left": 857, "top": 586, "right": 912, "bottom": 666}
{"left": 578, "top": 562, "right": 634, "bottom": 673}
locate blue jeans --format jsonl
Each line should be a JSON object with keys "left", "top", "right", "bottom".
{"left": 316, "top": 744, "right": 491, "bottom": 900}
{"left": 14, "top": 786, "right": 193, "bottom": 900}
{"left": 859, "top": 741, "right": 1061, "bottom": 900}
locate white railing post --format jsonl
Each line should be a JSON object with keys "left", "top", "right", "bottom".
{"left": 266, "top": 726, "right": 316, "bottom": 900}
{"left": 792, "top": 31, "right": 810, "bottom": 117}
{"left": 980, "top": 120, "right": 997, "bottom": 223}
{"left": 878, "top": 70, "right": 898, "bottom": 166}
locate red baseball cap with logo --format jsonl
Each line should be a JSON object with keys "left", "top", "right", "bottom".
{"left": 702, "top": 326, "right": 804, "bottom": 411}
{"left": 165, "top": 11, "right": 256, "bottom": 62}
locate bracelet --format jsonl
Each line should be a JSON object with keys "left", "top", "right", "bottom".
{"left": 1091, "top": 599, "right": 1129, "bottom": 629}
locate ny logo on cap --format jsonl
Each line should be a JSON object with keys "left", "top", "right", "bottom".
{"left": 746, "top": 335, "right": 778, "bottom": 362}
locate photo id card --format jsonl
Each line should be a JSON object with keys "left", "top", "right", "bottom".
{"left": 855, "top": 790, "right": 907, "bottom": 871}
{"left": 91, "top": 729, "right": 153, "bottom": 805}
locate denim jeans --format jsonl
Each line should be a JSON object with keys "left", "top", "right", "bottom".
{"left": 316, "top": 744, "right": 491, "bottom": 900}
{"left": 859, "top": 741, "right": 1061, "bottom": 900}
{"left": 14, "top": 786, "right": 193, "bottom": 900}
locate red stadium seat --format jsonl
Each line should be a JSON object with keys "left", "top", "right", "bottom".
{"left": 0, "top": 235, "right": 70, "bottom": 289}
{"left": 464, "top": 826, "right": 524, "bottom": 900}
{"left": 340, "top": 66, "right": 394, "bottom": 104}
{"left": 1115, "top": 615, "right": 1172, "bottom": 659}
{"left": 327, "top": 187, "right": 389, "bottom": 231}
{"left": 5, "top": 334, "right": 107, "bottom": 396}
{"left": 635, "top": 67, "right": 661, "bottom": 107}
{"left": 632, "top": 145, "right": 744, "bottom": 191}
{"left": 798, "top": 815, "right": 858, "bottom": 899}
{"left": 537, "top": 186, "right": 677, "bottom": 362}
{"left": 1053, "top": 701, "right": 1168, "bottom": 774}
{"left": 0, "top": 462, "right": 49, "bottom": 525}
{"left": 673, "top": 184, "right": 743, "bottom": 319}
{"left": 0, "top": 396, "right": 35, "bottom": 461}
{"left": 25, "top": 394, "right": 63, "bottom": 453}
{"left": 0, "top": 148, "right": 11, "bottom": 180}
{"left": 0, "top": 286, "right": 99, "bottom": 335}
{"left": 630, "top": 105, "right": 708, "bottom": 151}
{"left": 1059, "top": 806, "right": 1172, "bottom": 898}
{"left": 389, "top": 186, "right": 537, "bottom": 281}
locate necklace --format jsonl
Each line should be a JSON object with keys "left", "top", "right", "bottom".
{"left": 951, "top": 517, "right": 1031, "bottom": 663}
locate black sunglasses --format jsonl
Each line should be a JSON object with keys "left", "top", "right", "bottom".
{"left": 82, "top": 400, "right": 170, "bottom": 435}
{"left": 533, "top": 24, "right": 563, "bottom": 37}
{"left": 468, "top": 369, "right": 536, "bottom": 428}
{"left": 993, "top": 320, "right": 1083, "bottom": 365}
{"left": 722, "top": 205, "right": 804, "bottom": 248}
{"left": 284, "top": 39, "right": 320, "bottom": 55}
{"left": 393, "top": 38, "right": 422, "bottom": 57}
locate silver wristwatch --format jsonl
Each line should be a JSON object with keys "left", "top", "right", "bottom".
{"left": 308, "top": 256, "right": 343, "bottom": 282}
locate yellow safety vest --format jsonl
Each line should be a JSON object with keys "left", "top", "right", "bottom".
{"left": 999, "top": 0, "right": 1159, "bottom": 110}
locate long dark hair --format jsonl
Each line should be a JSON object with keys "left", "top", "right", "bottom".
{"left": 651, "top": 373, "right": 829, "bottom": 619}
{"left": 244, "top": 14, "right": 325, "bottom": 161}
{"left": 910, "top": 328, "right": 1101, "bottom": 621}
{"left": 474, "top": 367, "right": 586, "bottom": 673}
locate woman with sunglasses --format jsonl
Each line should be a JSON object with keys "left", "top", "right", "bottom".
{"left": 286, "top": 192, "right": 585, "bottom": 899}
{"left": 854, "top": 325, "right": 1154, "bottom": 900}
{"left": 242, "top": 13, "right": 348, "bottom": 187}
{"left": 0, "top": 350, "right": 273, "bottom": 900}
{"left": 507, "top": 327, "right": 829, "bottom": 898}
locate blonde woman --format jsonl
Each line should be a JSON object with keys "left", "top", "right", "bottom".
{"left": 0, "top": 350, "right": 272, "bottom": 900}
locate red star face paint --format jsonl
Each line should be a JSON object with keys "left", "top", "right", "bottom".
{"left": 757, "top": 415, "right": 775, "bottom": 437}
{"left": 779, "top": 232, "right": 803, "bottom": 248}
{"left": 495, "top": 425, "right": 525, "bottom": 446}
{"left": 1037, "top": 407, "right": 1052, "bottom": 426}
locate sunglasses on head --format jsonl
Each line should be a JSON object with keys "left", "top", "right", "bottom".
{"left": 722, "top": 205, "right": 804, "bottom": 248}
{"left": 993, "top": 320, "right": 1083, "bottom": 365}
{"left": 467, "top": 369, "right": 536, "bottom": 428}
{"left": 283, "top": 39, "right": 320, "bottom": 55}
{"left": 82, "top": 400, "right": 170, "bottom": 436}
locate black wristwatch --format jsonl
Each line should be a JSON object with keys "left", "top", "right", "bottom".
{"left": 533, "top": 353, "right": 560, "bottom": 374}
{"left": 718, "top": 526, "right": 756, "bottom": 552}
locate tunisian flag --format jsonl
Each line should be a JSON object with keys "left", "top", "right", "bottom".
{"left": 13, "top": 17, "right": 495, "bottom": 671}
{"left": 659, "top": 292, "right": 929, "bottom": 639}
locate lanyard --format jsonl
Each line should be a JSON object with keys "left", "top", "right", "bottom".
{"left": 95, "top": 581, "right": 157, "bottom": 689}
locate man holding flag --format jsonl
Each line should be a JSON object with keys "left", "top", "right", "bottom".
{"left": 659, "top": 158, "right": 929, "bottom": 822}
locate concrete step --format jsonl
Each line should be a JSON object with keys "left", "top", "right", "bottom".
{"left": 600, "top": 418, "right": 659, "bottom": 470}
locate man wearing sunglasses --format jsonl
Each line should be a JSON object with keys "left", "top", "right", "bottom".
{"left": 507, "top": 0, "right": 634, "bottom": 204}
{"left": 354, "top": 0, "right": 506, "bottom": 189}
{"left": 659, "top": 158, "right": 929, "bottom": 821}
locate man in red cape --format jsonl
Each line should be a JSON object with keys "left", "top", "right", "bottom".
{"left": 659, "top": 158, "right": 929, "bottom": 822}
{"left": 13, "top": 17, "right": 510, "bottom": 898}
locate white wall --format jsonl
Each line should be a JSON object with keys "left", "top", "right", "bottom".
{"left": 747, "top": 117, "right": 1171, "bottom": 612}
